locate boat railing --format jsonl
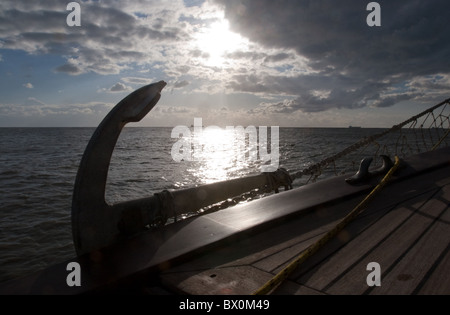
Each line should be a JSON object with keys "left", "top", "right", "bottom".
{"left": 290, "top": 97, "right": 450, "bottom": 184}
{"left": 200, "top": 97, "right": 450, "bottom": 215}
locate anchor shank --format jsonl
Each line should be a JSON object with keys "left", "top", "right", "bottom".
{"left": 72, "top": 81, "right": 166, "bottom": 256}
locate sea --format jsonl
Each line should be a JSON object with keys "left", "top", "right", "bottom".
{"left": 0, "top": 126, "right": 390, "bottom": 283}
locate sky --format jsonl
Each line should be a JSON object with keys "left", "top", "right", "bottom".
{"left": 0, "top": 0, "right": 449, "bottom": 128}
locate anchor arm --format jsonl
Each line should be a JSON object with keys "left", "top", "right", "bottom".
{"left": 72, "top": 81, "right": 167, "bottom": 256}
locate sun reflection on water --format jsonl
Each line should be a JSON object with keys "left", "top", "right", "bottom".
{"left": 188, "top": 127, "right": 255, "bottom": 184}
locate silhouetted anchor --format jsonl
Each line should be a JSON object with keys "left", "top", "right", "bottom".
{"left": 72, "top": 81, "right": 167, "bottom": 256}
{"left": 71, "top": 81, "right": 293, "bottom": 256}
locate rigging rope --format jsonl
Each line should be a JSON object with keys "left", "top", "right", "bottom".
{"left": 253, "top": 156, "right": 402, "bottom": 295}
{"left": 291, "top": 98, "right": 450, "bottom": 183}
{"left": 183, "top": 98, "right": 449, "bottom": 222}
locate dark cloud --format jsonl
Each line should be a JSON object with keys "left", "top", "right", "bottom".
{"left": 0, "top": 8, "right": 65, "bottom": 33}
{"left": 225, "top": 50, "right": 294, "bottom": 66}
{"left": 174, "top": 80, "right": 190, "bottom": 88}
{"left": 0, "top": 1, "right": 189, "bottom": 75}
{"left": 215, "top": 0, "right": 450, "bottom": 75}
{"left": 214, "top": 0, "right": 450, "bottom": 112}
{"left": 263, "top": 53, "right": 292, "bottom": 63}
{"left": 54, "top": 63, "right": 82, "bottom": 75}
{"left": 2, "top": 0, "right": 449, "bottom": 119}
{"left": 226, "top": 51, "right": 266, "bottom": 61}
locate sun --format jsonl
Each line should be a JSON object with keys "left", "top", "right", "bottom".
{"left": 194, "top": 19, "right": 249, "bottom": 67}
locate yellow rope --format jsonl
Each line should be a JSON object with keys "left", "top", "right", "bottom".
{"left": 252, "top": 156, "right": 401, "bottom": 295}
{"left": 431, "top": 129, "right": 450, "bottom": 151}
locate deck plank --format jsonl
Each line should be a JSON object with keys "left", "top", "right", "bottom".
{"left": 325, "top": 184, "right": 449, "bottom": 295}
{"left": 161, "top": 266, "right": 272, "bottom": 295}
{"left": 143, "top": 148, "right": 450, "bottom": 295}
{"left": 270, "top": 165, "right": 450, "bottom": 280}
{"left": 160, "top": 165, "right": 450, "bottom": 295}
{"left": 161, "top": 264, "right": 325, "bottom": 295}
{"left": 293, "top": 186, "right": 440, "bottom": 291}
{"left": 416, "top": 244, "right": 450, "bottom": 295}
{"left": 159, "top": 214, "right": 341, "bottom": 275}
{"left": 158, "top": 197, "right": 365, "bottom": 294}
{"left": 159, "top": 191, "right": 392, "bottom": 294}
{"left": 251, "top": 199, "right": 360, "bottom": 273}
{"left": 370, "top": 189, "right": 450, "bottom": 295}
{"left": 271, "top": 203, "right": 391, "bottom": 279}
{"left": 3, "top": 148, "right": 449, "bottom": 295}
{"left": 159, "top": 195, "right": 361, "bottom": 273}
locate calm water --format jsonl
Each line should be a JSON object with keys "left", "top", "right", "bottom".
{"left": 0, "top": 127, "right": 387, "bottom": 283}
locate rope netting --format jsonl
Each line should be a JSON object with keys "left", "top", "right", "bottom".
{"left": 291, "top": 97, "right": 450, "bottom": 184}
{"left": 185, "top": 97, "right": 450, "bottom": 219}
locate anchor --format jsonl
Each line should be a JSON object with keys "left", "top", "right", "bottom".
{"left": 72, "top": 81, "right": 167, "bottom": 256}
{"left": 345, "top": 155, "right": 395, "bottom": 185}
{"left": 72, "top": 81, "right": 293, "bottom": 256}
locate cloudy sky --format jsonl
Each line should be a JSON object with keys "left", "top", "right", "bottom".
{"left": 0, "top": 0, "right": 449, "bottom": 127}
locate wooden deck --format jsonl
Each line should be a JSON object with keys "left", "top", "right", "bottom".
{"left": 0, "top": 148, "right": 449, "bottom": 295}
{"left": 159, "top": 153, "right": 450, "bottom": 295}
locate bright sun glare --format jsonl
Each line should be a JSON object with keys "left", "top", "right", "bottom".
{"left": 195, "top": 19, "right": 249, "bottom": 67}
{"left": 189, "top": 127, "right": 251, "bottom": 184}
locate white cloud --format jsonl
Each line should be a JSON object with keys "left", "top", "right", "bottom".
{"left": 0, "top": 0, "right": 193, "bottom": 75}
{"left": 97, "top": 82, "right": 133, "bottom": 93}
{"left": 23, "top": 83, "right": 33, "bottom": 89}
{"left": 0, "top": 0, "right": 301, "bottom": 90}
{"left": 1, "top": 0, "right": 449, "bottom": 127}
{"left": 54, "top": 62, "right": 83, "bottom": 76}
{"left": 110, "top": 82, "right": 132, "bottom": 92}
{"left": 25, "top": 97, "right": 45, "bottom": 106}
{"left": 121, "top": 77, "right": 156, "bottom": 85}
{"left": 0, "top": 99, "right": 113, "bottom": 124}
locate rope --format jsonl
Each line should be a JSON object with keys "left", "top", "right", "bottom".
{"left": 252, "top": 155, "right": 402, "bottom": 295}
{"left": 431, "top": 128, "right": 450, "bottom": 151}
{"left": 169, "top": 99, "right": 449, "bottom": 219}
{"left": 153, "top": 190, "right": 177, "bottom": 226}
{"left": 291, "top": 98, "right": 450, "bottom": 183}
{"left": 264, "top": 168, "right": 294, "bottom": 193}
